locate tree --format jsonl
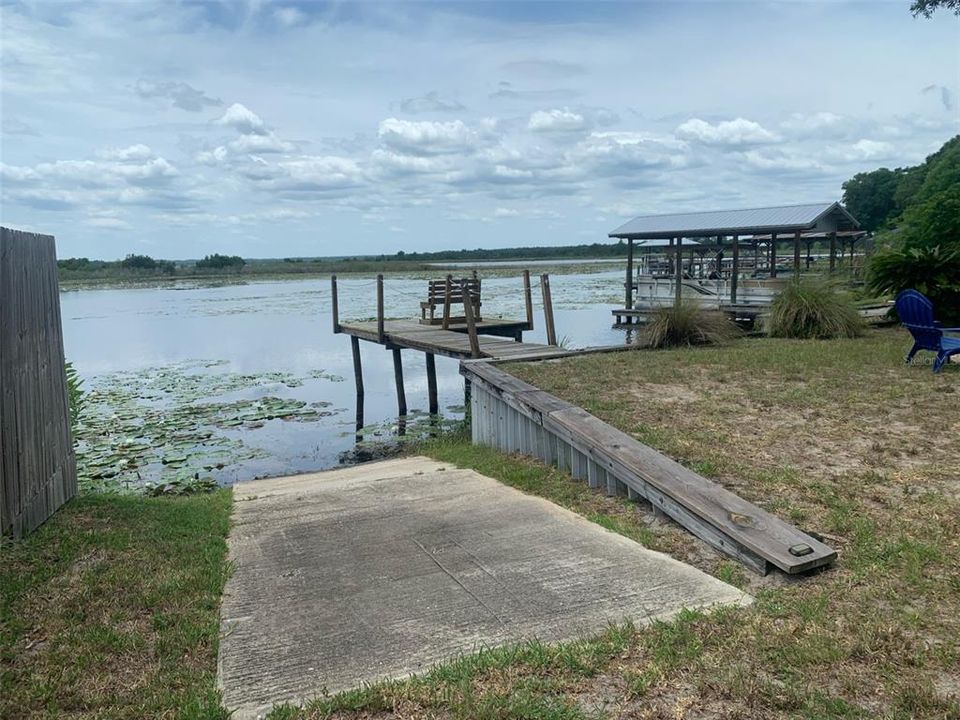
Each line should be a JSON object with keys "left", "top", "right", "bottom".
{"left": 121, "top": 254, "right": 158, "bottom": 270}
{"left": 196, "top": 254, "right": 246, "bottom": 270}
{"left": 842, "top": 168, "right": 902, "bottom": 231}
{"left": 910, "top": 0, "right": 960, "bottom": 17}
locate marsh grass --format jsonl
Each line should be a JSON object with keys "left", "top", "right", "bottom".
{"left": 765, "top": 277, "right": 864, "bottom": 339}
{"left": 641, "top": 301, "right": 742, "bottom": 348}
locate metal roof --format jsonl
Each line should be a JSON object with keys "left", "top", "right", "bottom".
{"left": 609, "top": 202, "right": 860, "bottom": 240}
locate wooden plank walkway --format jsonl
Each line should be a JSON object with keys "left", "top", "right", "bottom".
{"left": 461, "top": 360, "right": 837, "bottom": 576}
{"left": 339, "top": 319, "right": 577, "bottom": 361}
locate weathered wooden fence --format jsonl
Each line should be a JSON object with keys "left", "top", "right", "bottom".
{"left": 462, "top": 360, "right": 836, "bottom": 575}
{"left": 1, "top": 227, "right": 77, "bottom": 539}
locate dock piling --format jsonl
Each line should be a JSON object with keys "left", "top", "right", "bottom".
{"left": 460, "top": 279, "right": 482, "bottom": 358}
{"left": 426, "top": 353, "right": 438, "bottom": 415}
{"left": 331, "top": 275, "right": 340, "bottom": 334}
{"left": 442, "top": 275, "right": 452, "bottom": 330}
{"left": 376, "top": 274, "right": 385, "bottom": 343}
{"left": 392, "top": 347, "right": 407, "bottom": 417}
{"left": 541, "top": 274, "right": 557, "bottom": 346}
{"left": 523, "top": 270, "right": 534, "bottom": 332}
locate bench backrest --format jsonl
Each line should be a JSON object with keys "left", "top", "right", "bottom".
{"left": 427, "top": 278, "right": 481, "bottom": 304}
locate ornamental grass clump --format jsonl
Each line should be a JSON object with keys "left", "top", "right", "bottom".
{"left": 765, "top": 277, "right": 864, "bottom": 339}
{"left": 642, "top": 301, "right": 742, "bottom": 349}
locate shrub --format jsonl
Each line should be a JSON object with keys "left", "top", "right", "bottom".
{"left": 765, "top": 278, "right": 864, "bottom": 339}
{"left": 868, "top": 243, "right": 960, "bottom": 323}
{"left": 641, "top": 301, "right": 742, "bottom": 349}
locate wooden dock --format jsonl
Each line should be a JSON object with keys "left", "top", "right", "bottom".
{"left": 338, "top": 319, "right": 575, "bottom": 362}
{"left": 331, "top": 271, "right": 572, "bottom": 420}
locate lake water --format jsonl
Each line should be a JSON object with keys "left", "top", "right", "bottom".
{"left": 60, "top": 266, "right": 630, "bottom": 490}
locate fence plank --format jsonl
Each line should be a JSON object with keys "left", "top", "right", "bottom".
{"left": 0, "top": 227, "right": 77, "bottom": 539}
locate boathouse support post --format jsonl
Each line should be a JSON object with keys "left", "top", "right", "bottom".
{"left": 793, "top": 230, "right": 801, "bottom": 274}
{"left": 392, "top": 348, "right": 407, "bottom": 417}
{"left": 624, "top": 238, "right": 634, "bottom": 323}
{"left": 442, "top": 274, "right": 452, "bottom": 330}
{"left": 523, "top": 269, "right": 534, "bottom": 332}
{"left": 425, "top": 353, "right": 438, "bottom": 415}
{"left": 752, "top": 241, "right": 759, "bottom": 275}
{"left": 331, "top": 275, "right": 340, "bottom": 334}
{"left": 829, "top": 232, "right": 837, "bottom": 272}
{"left": 460, "top": 279, "right": 481, "bottom": 358}
{"left": 376, "top": 274, "right": 385, "bottom": 343}
{"left": 769, "top": 233, "right": 778, "bottom": 277}
{"left": 674, "top": 237, "right": 682, "bottom": 304}
{"left": 540, "top": 274, "right": 557, "bottom": 346}
{"left": 730, "top": 235, "right": 739, "bottom": 305}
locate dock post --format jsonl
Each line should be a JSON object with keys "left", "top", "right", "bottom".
{"left": 769, "top": 233, "right": 777, "bottom": 277}
{"left": 624, "top": 238, "right": 634, "bottom": 324}
{"left": 331, "top": 275, "right": 340, "bottom": 333}
{"left": 674, "top": 237, "right": 682, "bottom": 304}
{"left": 442, "top": 274, "right": 452, "bottom": 330}
{"left": 376, "top": 274, "right": 385, "bottom": 343}
{"left": 793, "top": 230, "right": 801, "bottom": 274}
{"left": 829, "top": 231, "right": 837, "bottom": 272}
{"left": 392, "top": 347, "right": 407, "bottom": 417}
{"left": 425, "top": 353, "right": 438, "bottom": 415}
{"left": 351, "top": 336, "right": 364, "bottom": 439}
{"left": 523, "top": 269, "right": 534, "bottom": 332}
{"left": 730, "top": 235, "right": 739, "bottom": 305}
{"left": 460, "top": 279, "right": 482, "bottom": 358}
{"left": 540, "top": 274, "right": 557, "bottom": 346}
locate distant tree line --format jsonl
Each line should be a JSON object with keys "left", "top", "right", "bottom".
{"left": 359, "top": 241, "right": 629, "bottom": 263}
{"left": 196, "top": 253, "right": 245, "bottom": 271}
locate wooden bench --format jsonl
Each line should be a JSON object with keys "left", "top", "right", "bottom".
{"left": 420, "top": 277, "right": 482, "bottom": 325}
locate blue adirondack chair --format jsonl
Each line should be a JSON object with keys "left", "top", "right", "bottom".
{"left": 895, "top": 289, "right": 960, "bottom": 372}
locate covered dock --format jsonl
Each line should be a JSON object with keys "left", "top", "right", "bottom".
{"left": 609, "top": 202, "right": 861, "bottom": 322}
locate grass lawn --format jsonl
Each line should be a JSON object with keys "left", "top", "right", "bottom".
{"left": 5, "top": 326, "right": 958, "bottom": 719}
{"left": 277, "top": 326, "right": 959, "bottom": 719}
{"left": 0, "top": 492, "right": 232, "bottom": 719}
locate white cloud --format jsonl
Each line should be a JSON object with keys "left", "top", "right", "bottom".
{"left": 378, "top": 118, "right": 479, "bottom": 155}
{"left": 528, "top": 108, "right": 587, "bottom": 133}
{"left": 98, "top": 144, "right": 155, "bottom": 161}
{"left": 675, "top": 118, "right": 780, "bottom": 147}
{"left": 827, "top": 139, "right": 895, "bottom": 163}
{"left": 229, "top": 133, "right": 295, "bottom": 154}
{"left": 493, "top": 207, "right": 519, "bottom": 218}
{"left": 743, "top": 149, "right": 823, "bottom": 174}
{"left": 216, "top": 103, "right": 267, "bottom": 135}
{"left": 196, "top": 146, "right": 229, "bottom": 166}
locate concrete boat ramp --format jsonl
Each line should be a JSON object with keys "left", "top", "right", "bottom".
{"left": 218, "top": 456, "right": 750, "bottom": 718}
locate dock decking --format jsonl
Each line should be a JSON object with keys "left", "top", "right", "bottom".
{"left": 338, "top": 319, "right": 575, "bottom": 361}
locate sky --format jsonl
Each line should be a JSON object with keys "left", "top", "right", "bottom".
{"left": 1, "top": 0, "right": 958, "bottom": 259}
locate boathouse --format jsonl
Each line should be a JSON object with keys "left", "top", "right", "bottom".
{"left": 609, "top": 201, "right": 861, "bottom": 321}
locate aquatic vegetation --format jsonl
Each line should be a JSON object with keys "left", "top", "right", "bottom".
{"left": 65, "top": 361, "right": 85, "bottom": 428}
{"left": 73, "top": 361, "right": 345, "bottom": 494}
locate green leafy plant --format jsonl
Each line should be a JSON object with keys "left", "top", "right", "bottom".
{"left": 869, "top": 244, "right": 960, "bottom": 324}
{"left": 765, "top": 278, "right": 864, "bottom": 339}
{"left": 641, "top": 301, "right": 742, "bottom": 349}
{"left": 65, "top": 361, "right": 85, "bottom": 428}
